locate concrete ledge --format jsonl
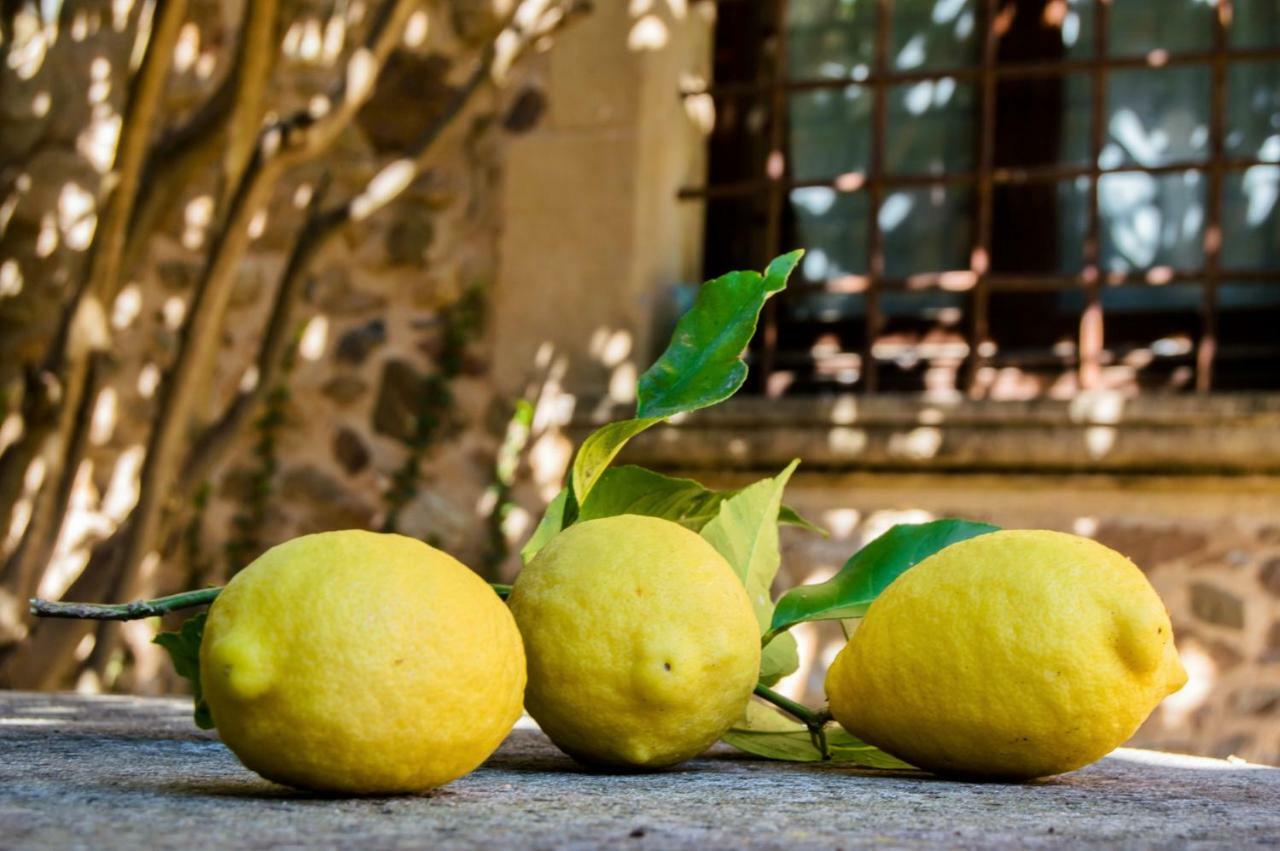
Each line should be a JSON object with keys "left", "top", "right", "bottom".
{"left": 1, "top": 692, "right": 1277, "bottom": 849}
{"left": 576, "top": 394, "right": 1280, "bottom": 474}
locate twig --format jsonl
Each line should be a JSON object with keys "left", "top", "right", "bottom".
{"left": 30, "top": 588, "right": 221, "bottom": 621}
{"left": 753, "top": 682, "right": 834, "bottom": 759}
{"left": 31, "top": 581, "right": 512, "bottom": 621}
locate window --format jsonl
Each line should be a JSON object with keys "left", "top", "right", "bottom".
{"left": 682, "top": 0, "right": 1280, "bottom": 398}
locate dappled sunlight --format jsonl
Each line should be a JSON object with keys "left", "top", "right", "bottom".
{"left": 181, "top": 194, "right": 214, "bottom": 251}
{"left": 1159, "top": 641, "right": 1216, "bottom": 730}
{"left": 351, "top": 159, "right": 417, "bottom": 221}
{"left": 298, "top": 314, "right": 330, "bottom": 361}
{"left": 628, "top": 15, "right": 668, "bottom": 51}
{"left": 57, "top": 182, "right": 97, "bottom": 250}
{"left": 402, "top": 10, "right": 429, "bottom": 49}
{"left": 100, "top": 444, "right": 145, "bottom": 522}
{"left": 0, "top": 259, "right": 23, "bottom": 298}
{"left": 110, "top": 283, "right": 142, "bottom": 330}
{"left": 135, "top": 363, "right": 160, "bottom": 399}
{"left": 88, "top": 387, "right": 118, "bottom": 447}
{"left": 888, "top": 426, "right": 942, "bottom": 460}
{"left": 827, "top": 425, "right": 868, "bottom": 455}
{"left": 820, "top": 508, "right": 861, "bottom": 540}
{"left": 1110, "top": 748, "right": 1269, "bottom": 771}
{"left": 161, "top": 295, "right": 186, "bottom": 330}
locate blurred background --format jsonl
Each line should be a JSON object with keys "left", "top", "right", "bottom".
{"left": 1, "top": 0, "right": 1277, "bottom": 764}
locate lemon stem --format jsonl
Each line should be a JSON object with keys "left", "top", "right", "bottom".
{"left": 753, "top": 682, "right": 833, "bottom": 759}
{"left": 33, "top": 581, "right": 514, "bottom": 620}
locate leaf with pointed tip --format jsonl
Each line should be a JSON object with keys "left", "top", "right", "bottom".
{"left": 570, "top": 418, "right": 662, "bottom": 508}
{"left": 636, "top": 250, "right": 803, "bottom": 419}
{"left": 757, "top": 630, "right": 798, "bottom": 687}
{"left": 722, "top": 701, "right": 915, "bottom": 768}
{"left": 701, "top": 460, "right": 801, "bottom": 682}
{"left": 520, "top": 487, "right": 571, "bottom": 564}
{"left": 767, "top": 519, "right": 1001, "bottom": 640}
{"left": 576, "top": 465, "right": 824, "bottom": 539}
{"left": 153, "top": 613, "right": 214, "bottom": 730}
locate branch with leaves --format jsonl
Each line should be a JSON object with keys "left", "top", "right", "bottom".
{"left": 31, "top": 247, "right": 997, "bottom": 769}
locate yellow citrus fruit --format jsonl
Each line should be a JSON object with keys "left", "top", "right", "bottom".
{"left": 508, "top": 515, "right": 761, "bottom": 769}
{"left": 825, "top": 529, "right": 1187, "bottom": 780}
{"left": 200, "top": 530, "right": 526, "bottom": 793}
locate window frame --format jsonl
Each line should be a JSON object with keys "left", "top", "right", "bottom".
{"left": 680, "top": 0, "right": 1280, "bottom": 396}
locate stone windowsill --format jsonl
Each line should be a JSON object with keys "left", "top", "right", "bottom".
{"left": 572, "top": 393, "right": 1280, "bottom": 475}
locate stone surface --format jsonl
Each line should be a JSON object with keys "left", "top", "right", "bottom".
{"left": 320, "top": 374, "right": 370, "bottom": 406}
{"left": 1190, "top": 582, "right": 1247, "bottom": 630}
{"left": 1260, "top": 557, "right": 1280, "bottom": 597}
{"left": 332, "top": 427, "right": 372, "bottom": 475}
{"left": 335, "top": 318, "right": 388, "bottom": 365}
{"left": 277, "top": 466, "right": 376, "bottom": 532}
{"left": 0, "top": 692, "right": 1277, "bottom": 850}
{"left": 373, "top": 359, "right": 429, "bottom": 442}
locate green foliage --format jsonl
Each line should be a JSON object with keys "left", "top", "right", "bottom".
{"left": 636, "top": 250, "right": 802, "bottom": 419}
{"left": 520, "top": 486, "right": 570, "bottom": 564}
{"left": 569, "top": 417, "right": 662, "bottom": 506}
{"left": 521, "top": 252, "right": 808, "bottom": 565}
{"left": 701, "top": 460, "right": 801, "bottom": 684}
{"left": 576, "top": 466, "right": 823, "bottom": 536}
{"left": 481, "top": 399, "right": 535, "bottom": 577}
{"left": 767, "top": 519, "right": 1001, "bottom": 642}
{"left": 152, "top": 613, "right": 214, "bottom": 730}
{"left": 722, "top": 706, "right": 914, "bottom": 769}
{"left": 224, "top": 383, "right": 289, "bottom": 574}
{"left": 382, "top": 287, "right": 484, "bottom": 533}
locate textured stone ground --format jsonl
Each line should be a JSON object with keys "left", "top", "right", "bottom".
{"left": 1, "top": 691, "right": 1277, "bottom": 850}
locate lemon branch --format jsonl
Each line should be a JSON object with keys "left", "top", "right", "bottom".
{"left": 32, "top": 581, "right": 513, "bottom": 620}
{"left": 30, "top": 588, "right": 223, "bottom": 621}
{"left": 752, "top": 683, "right": 834, "bottom": 758}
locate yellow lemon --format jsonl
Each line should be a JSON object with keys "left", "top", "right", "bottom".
{"left": 200, "top": 530, "right": 526, "bottom": 793}
{"left": 825, "top": 529, "right": 1187, "bottom": 780}
{"left": 508, "top": 515, "right": 761, "bottom": 769}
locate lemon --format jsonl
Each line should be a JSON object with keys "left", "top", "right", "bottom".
{"left": 825, "top": 529, "right": 1187, "bottom": 780}
{"left": 508, "top": 515, "right": 761, "bottom": 769}
{"left": 200, "top": 530, "right": 526, "bottom": 793}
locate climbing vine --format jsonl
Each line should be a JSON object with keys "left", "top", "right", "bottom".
{"left": 223, "top": 344, "right": 299, "bottom": 574}
{"left": 479, "top": 398, "right": 534, "bottom": 579}
{"left": 380, "top": 286, "right": 485, "bottom": 533}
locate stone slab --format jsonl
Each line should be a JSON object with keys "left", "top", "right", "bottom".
{"left": 1, "top": 691, "right": 1277, "bottom": 850}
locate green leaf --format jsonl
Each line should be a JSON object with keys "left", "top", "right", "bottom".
{"left": 757, "top": 630, "right": 798, "bottom": 687}
{"left": 701, "top": 460, "right": 800, "bottom": 681}
{"left": 768, "top": 518, "right": 1001, "bottom": 639}
{"left": 570, "top": 417, "right": 662, "bottom": 506}
{"left": 520, "top": 487, "right": 571, "bottom": 564}
{"left": 636, "top": 250, "right": 802, "bottom": 420}
{"left": 576, "top": 466, "right": 725, "bottom": 530}
{"left": 153, "top": 612, "right": 214, "bottom": 730}
{"left": 577, "top": 465, "right": 820, "bottom": 538}
{"left": 722, "top": 701, "right": 914, "bottom": 769}
{"left": 779, "top": 505, "right": 827, "bottom": 537}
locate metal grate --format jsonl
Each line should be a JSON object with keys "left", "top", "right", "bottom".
{"left": 681, "top": 0, "right": 1280, "bottom": 397}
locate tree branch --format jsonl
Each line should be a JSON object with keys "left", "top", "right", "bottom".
{"left": 123, "top": 0, "right": 282, "bottom": 274}
{"left": 0, "top": 0, "right": 188, "bottom": 586}
{"left": 109, "top": 0, "right": 419, "bottom": 610}
{"left": 175, "top": 0, "right": 590, "bottom": 498}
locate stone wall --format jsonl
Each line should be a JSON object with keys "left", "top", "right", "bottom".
{"left": 0, "top": 1, "right": 551, "bottom": 685}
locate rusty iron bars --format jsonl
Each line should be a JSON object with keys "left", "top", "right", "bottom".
{"left": 682, "top": 0, "right": 1280, "bottom": 396}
